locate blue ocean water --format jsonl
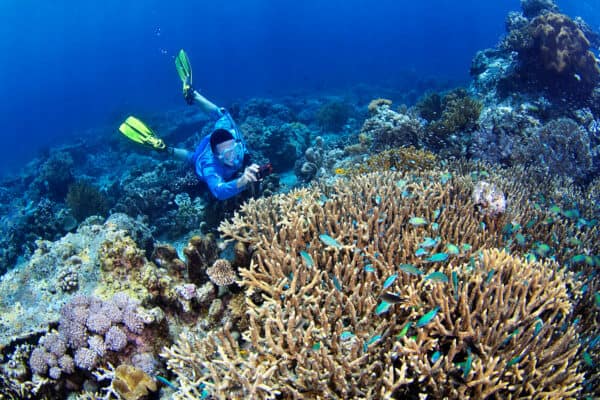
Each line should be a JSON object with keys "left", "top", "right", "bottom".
{"left": 0, "top": 0, "right": 532, "bottom": 175}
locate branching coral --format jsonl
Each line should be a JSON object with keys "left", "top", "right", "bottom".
{"left": 163, "top": 167, "right": 593, "bottom": 399}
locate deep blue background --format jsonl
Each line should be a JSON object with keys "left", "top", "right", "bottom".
{"left": 0, "top": 0, "right": 595, "bottom": 175}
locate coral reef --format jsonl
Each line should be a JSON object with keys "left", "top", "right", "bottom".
{"left": 520, "top": 0, "right": 558, "bottom": 18}
{"left": 163, "top": 165, "right": 597, "bottom": 398}
{"left": 514, "top": 118, "right": 598, "bottom": 184}
{"left": 66, "top": 181, "right": 109, "bottom": 222}
{"left": 316, "top": 100, "right": 352, "bottom": 132}
{"left": 505, "top": 10, "right": 600, "bottom": 97}
{"left": 359, "top": 102, "right": 425, "bottom": 151}
{"left": 349, "top": 146, "right": 437, "bottom": 175}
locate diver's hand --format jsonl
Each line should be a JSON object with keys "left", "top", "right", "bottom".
{"left": 237, "top": 164, "right": 260, "bottom": 188}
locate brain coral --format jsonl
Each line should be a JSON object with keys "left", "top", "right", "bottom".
{"left": 163, "top": 166, "right": 596, "bottom": 399}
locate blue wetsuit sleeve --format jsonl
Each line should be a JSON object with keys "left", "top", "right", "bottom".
{"left": 202, "top": 167, "right": 245, "bottom": 200}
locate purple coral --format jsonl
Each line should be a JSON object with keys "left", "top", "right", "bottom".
{"left": 59, "top": 321, "right": 88, "bottom": 348}
{"left": 104, "top": 326, "right": 128, "bottom": 351}
{"left": 41, "top": 332, "right": 67, "bottom": 357}
{"left": 101, "top": 301, "right": 123, "bottom": 323}
{"left": 122, "top": 305, "right": 145, "bottom": 334}
{"left": 88, "top": 335, "right": 107, "bottom": 357}
{"left": 49, "top": 366, "right": 62, "bottom": 380}
{"left": 74, "top": 347, "right": 97, "bottom": 371}
{"left": 29, "top": 348, "right": 50, "bottom": 376}
{"left": 86, "top": 312, "right": 112, "bottom": 334}
{"left": 58, "top": 355, "right": 75, "bottom": 374}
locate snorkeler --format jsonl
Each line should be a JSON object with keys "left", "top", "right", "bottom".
{"left": 120, "top": 50, "right": 270, "bottom": 200}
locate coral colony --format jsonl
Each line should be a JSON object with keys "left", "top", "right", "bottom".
{"left": 0, "top": 0, "right": 599, "bottom": 398}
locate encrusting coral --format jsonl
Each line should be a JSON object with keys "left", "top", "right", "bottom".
{"left": 162, "top": 165, "right": 595, "bottom": 399}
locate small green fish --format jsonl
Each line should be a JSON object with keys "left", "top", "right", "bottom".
{"left": 409, "top": 217, "right": 428, "bottom": 226}
{"left": 380, "top": 292, "right": 403, "bottom": 304}
{"left": 485, "top": 269, "right": 495, "bottom": 284}
{"left": 426, "top": 253, "right": 449, "bottom": 263}
{"left": 312, "top": 342, "right": 321, "bottom": 350}
{"left": 534, "top": 318, "right": 543, "bottom": 336}
{"left": 433, "top": 208, "right": 442, "bottom": 220}
{"left": 452, "top": 271, "right": 459, "bottom": 301}
{"left": 416, "top": 306, "right": 440, "bottom": 327}
{"left": 525, "top": 253, "right": 537, "bottom": 263}
{"left": 507, "top": 354, "right": 523, "bottom": 367}
{"left": 364, "top": 264, "right": 376, "bottom": 272}
{"left": 319, "top": 234, "right": 342, "bottom": 248}
{"left": 397, "top": 322, "right": 413, "bottom": 338}
{"left": 570, "top": 254, "right": 586, "bottom": 264}
{"left": 549, "top": 205, "right": 562, "bottom": 214}
{"left": 383, "top": 274, "right": 398, "bottom": 289}
{"left": 431, "top": 350, "right": 442, "bottom": 363}
{"left": 562, "top": 209, "right": 580, "bottom": 219}
{"left": 420, "top": 237, "right": 438, "bottom": 248}
{"left": 332, "top": 275, "right": 342, "bottom": 291}
{"left": 585, "top": 256, "right": 595, "bottom": 267}
{"left": 340, "top": 331, "right": 355, "bottom": 341}
{"left": 299, "top": 251, "right": 314, "bottom": 268}
{"left": 431, "top": 222, "right": 440, "bottom": 231}
{"left": 446, "top": 243, "right": 460, "bottom": 255}
{"left": 463, "top": 349, "right": 472, "bottom": 378}
{"left": 525, "top": 219, "right": 536, "bottom": 229}
{"left": 425, "top": 271, "right": 448, "bottom": 283}
{"left": 366, "top": 334, "right": 382, "bottom": 346}
{"left": 583, "top": 351, "right": 594, "bottom": 367}
{"left": 440, "top": 172, "right": 452, "bottom": 184}
{"left": 461, "top": 243, "right": 472, "bottom": 252}
{"left": 515, "top": 233, "right": 526, "bottom": 246}
{"left": 415, "top": 248, "right": 428, "bottom": 257}
{"left": 399, "top": 263, "right": 423, "bottom": 275}
{"left": 396, "top": 179, "right": 408, "bottom": 189}
{"left": 156, "top": 375, "right": 178, "bottom": 389}
{"left": 595, "top": 291, "right": 600, "bottom": 308}
{"left": 376, "top": 300, "right": 392, "bottom": 315}
{"left": 535, "top": 243, "right": 551, "bottom": 257}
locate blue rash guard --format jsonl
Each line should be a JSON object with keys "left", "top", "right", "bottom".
{"left": 188, "top": 110, "right": 248, "bottom": 200}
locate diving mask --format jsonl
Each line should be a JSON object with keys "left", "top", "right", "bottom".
{"left": 217, "top": 141, "right": 244, "bottom": 167}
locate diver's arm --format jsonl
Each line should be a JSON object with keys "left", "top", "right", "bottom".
{"left": 191, "top": 90, "right": 222, "bottom": 116}
{"left": 168, "top": 147, "right": 192, "bottom": 161}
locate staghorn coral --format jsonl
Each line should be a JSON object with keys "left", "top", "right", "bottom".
{"left": 163, "top": 168, "right": 592, "bottom": 399}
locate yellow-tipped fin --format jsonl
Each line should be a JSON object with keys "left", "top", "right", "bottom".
{"left": 119, "top": 116, "right": 166, "bottom": 151}
{"left": 175, "top": 49, "right": 192, "bottom": 86}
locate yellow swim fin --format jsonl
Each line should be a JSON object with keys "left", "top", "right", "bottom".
{"left": 175, "top": 49, "right": 192, "bottom": 89}
{"left": 119, "top": 116, "right": 166, "bottom": 151}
